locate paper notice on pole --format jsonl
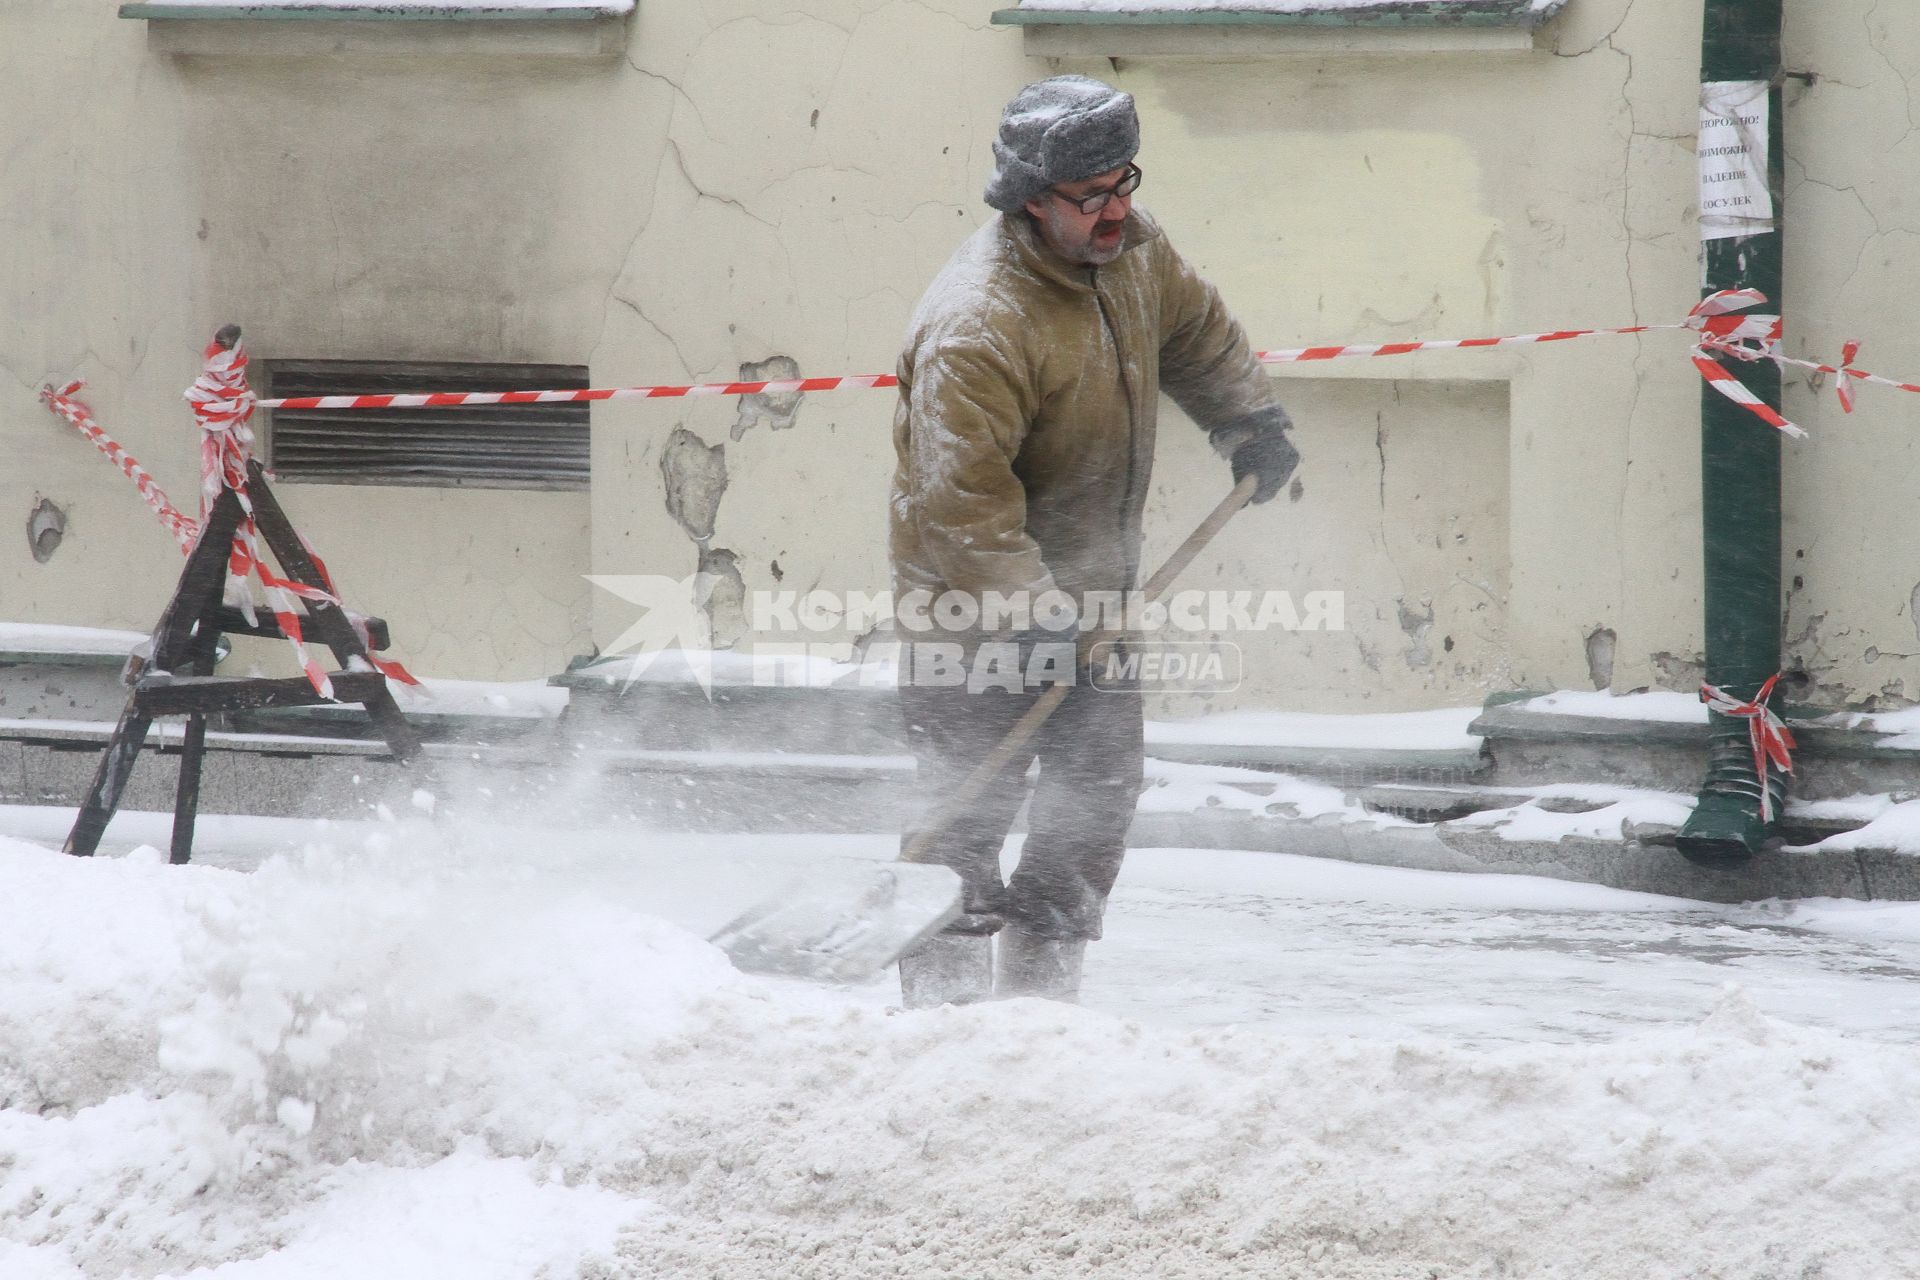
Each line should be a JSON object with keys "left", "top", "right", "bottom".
{"left": 1699, "top": 80, "right": 1773, "bottom": 241}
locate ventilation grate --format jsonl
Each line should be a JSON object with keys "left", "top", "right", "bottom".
{"left": 262, "top": 359, "right": 590, "bottom": 490}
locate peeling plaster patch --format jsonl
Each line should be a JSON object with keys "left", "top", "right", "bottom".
{"left": 1786, "top": 610, "right": 1833, "bottom": 684}
{"left": 1288, "top": 476, "right": 1305, "bottom": 503}
{"left": 1396, "top": 599, "right": 1434, "bottom": 669}
{"left": 660, "top": 427, "right": 727, "bottom": 543}
{"left": 1584, "top": 627, "right": 1616, "bottom": 691}
{"left": 27, "top": 498, "right": 65, "bottom": 563}
{"left": 1783, "top": 610, "right": 1884, "bottom": 709}
{"left": 1790, "top": 611, "right": 1828, "bottom": 646}
{"left": 731, "top": 355, "right": 803, "bottom": 441}
{"left": 697, "top": 547, "right": 747, "bottom": 649}
{"left": 1651, "top": 650, "right": 1705, "bottom": 691}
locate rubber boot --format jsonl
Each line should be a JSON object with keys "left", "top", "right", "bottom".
{"left": 898, "top": 932, "right": 994, "bottom": 1008}
{"left": 994, "top": 927, "right": 1086, "bottom": 1002}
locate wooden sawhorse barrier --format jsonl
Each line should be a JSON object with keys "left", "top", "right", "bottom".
{"left": 64, "top": 460, "right": 420, "bottom": 863}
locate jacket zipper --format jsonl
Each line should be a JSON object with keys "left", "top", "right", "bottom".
{"left": 1091, "top": 266, "right": 1143, "bottom": 588}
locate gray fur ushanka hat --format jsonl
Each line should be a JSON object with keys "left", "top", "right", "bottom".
{"left": 983, "top": 75, "right": 1140, "bottom": 213}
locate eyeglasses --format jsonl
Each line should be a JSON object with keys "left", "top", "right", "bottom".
{"left": 1049, "top": 163, "right": 1143, "bottom": 215}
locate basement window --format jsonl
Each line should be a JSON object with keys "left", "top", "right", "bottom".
{"left": 260, "top": 359, "right": 591, "bottom": 491}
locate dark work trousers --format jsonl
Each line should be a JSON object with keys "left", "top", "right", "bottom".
{"left": 897, "top": 677, "right": 1145, "bottom": 941}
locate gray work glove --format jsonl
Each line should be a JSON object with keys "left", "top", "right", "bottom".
{"left": 1230, "top": 428, "right": 1300, "bottom": 504}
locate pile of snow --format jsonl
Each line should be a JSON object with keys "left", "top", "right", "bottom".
{"left": 1512, "top": 688, "right": 1709, "bottom": 723}
{"left": 1804, "top": 798, "right": 1920, "bottom": 855}
{"left": 1139, "top": 758, "right": 1410, "bottom": 825}
{"left": 6, "top": 822, "right": 1920, "bottom": 1277}
{"left": 389, "top": 676, "right": 567, "bottom": 719}
{"left": 1147, "top": 705, "right": 1481, "bottom": 751}
{"left": 1449, "top": 783, "right": 1695, "bottom": 842}
{"left": 0, "top": 622, "right": 147, "bottom": 658}
{"left": 1820, "top": 703, "right": 1920, "bottom": 750}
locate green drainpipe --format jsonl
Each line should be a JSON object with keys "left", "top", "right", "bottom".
{"left": 1675, "top": 0, "right": 1787, "bottom": 864}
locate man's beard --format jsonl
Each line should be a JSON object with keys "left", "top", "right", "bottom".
{"left": 1034, "top": 203, "right": 1128, "bottom": 266}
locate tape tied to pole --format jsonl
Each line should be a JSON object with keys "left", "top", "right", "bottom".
{"left": 1699, "top": 673, "right": 1796, "bottom": 823}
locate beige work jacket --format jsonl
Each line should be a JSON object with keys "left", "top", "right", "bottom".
{"left": 890, "top": 207, "right": 1289, "bottom": 614}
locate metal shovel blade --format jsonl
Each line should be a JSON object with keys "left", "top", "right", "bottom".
{"left": 710, "top": 858, "right": 963, "bottom": 983}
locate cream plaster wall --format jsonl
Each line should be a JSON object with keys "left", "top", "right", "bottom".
{"left": 1142, "top": 378, "right": 1511, "bottom": 716}
{"left": 3, "top": 1, "right": 201, "bottom": 643}
{"left": 1775, "top": 1, "right": 1920, "bottom": 709}
{"left": 7, "top": 0, "right": 1920, "bottom": 711}
{"left": 1, "top": 2, "right": 604, "bottom": 680}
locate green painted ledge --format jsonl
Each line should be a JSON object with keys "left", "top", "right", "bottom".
{"left": 991, "top": 2, "right": 1563, "bottom": 29}
{"left": 119, "top": 4, "right": 617, "bottom": 20}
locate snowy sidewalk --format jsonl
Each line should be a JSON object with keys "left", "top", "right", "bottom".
{"left": 5, "top": 813, "right": 1920, "bottom": 1278}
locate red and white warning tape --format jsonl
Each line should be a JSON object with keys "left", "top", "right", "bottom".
{"left": 1700, "top": 674, "right": 1796, "bottom": 822}
{"left": 188, "top": 336, "right": 420, "bottom": 698}
{"left": 249, "top": 290, "right": 1857, "bottom": 438}
{"left": 38, "top": 382, "right": 199, "bottom": 552}
{"left": 1257, "top": 288, "right": 1807, "bottom": 436}
{"left": 185, "top": 336, "right": 341, "bottom": 699}
{"left": 41, "top": 339, "right": 418, "bottom": 701}
{"left": 46, "top": 290, "right": 1906, "bottom": 716}
{"left": 256, "top": 373, "right": 900, "bottom": 411}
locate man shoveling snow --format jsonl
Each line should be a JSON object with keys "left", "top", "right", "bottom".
{"left": 888, "top": 76, "right": 1301, "bottom": 1006}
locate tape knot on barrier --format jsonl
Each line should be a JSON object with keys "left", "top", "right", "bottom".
{"left": 186, "top": 334, "right": 259, "bottom": 518}
{"left": 41, "top": 335, "right": 418, "bottom": 701}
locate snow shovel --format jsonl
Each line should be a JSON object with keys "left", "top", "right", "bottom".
{"left": 711, "top": 473, "right": 1261, "bottom": 982}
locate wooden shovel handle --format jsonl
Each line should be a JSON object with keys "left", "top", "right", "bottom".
{"left": 901, "top": 473, "right": 1260, "bottom": 863}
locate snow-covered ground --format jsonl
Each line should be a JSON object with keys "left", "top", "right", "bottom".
{"left": 1145, "top": 705, "right": 1481, "bottom": 751}
{"left": 6, "top": 803, "right": 1920, "bottom": 1278}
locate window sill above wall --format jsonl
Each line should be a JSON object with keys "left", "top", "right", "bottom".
{"left": 990, "top": 1, "right": 1568, "bottom": 58}
{"left": 118, "top": 3, "right": 631, "bottom": 58}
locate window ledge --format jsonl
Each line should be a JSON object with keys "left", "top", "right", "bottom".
{"left": 991, "top": 1, "right": 1567, "bottom": 56}
{"left": 119, "top": 3, "right": 630, "bottom": 57}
